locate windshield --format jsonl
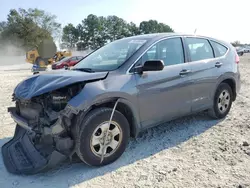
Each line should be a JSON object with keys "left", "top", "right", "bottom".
{"left": 73, "top": 38, "right": 147, "bottom": 71}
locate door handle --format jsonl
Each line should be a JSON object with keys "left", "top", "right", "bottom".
{"left": 215, "top": 62, "right": 223, "bottom": 68}
{"left": 179, "top": 69, "right": 191, "bottom": 76}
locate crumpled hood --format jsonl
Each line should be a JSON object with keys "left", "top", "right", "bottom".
{"left": 14, "top": 70, "right": 108, "bottom": 99}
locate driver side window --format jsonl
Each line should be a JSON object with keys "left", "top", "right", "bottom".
{"left": 141, "top": 37, "right": 184, "bottom": 66}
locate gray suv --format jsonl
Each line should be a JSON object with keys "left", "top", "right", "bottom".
{"left": 2, "top": 33, "right": 241, "bottom": 175}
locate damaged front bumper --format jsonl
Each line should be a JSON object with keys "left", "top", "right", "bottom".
{"left": 8, "top": 107, "right": 33, "bottom": 132}
{"left": 2, "top": 107, "right": 71, "bottom": 175}
{"left": 2, "top": 126, "right": 67, "bottom": 175}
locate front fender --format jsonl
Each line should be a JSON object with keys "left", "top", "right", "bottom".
{"left": 68, "top": 79, "right": 137, "bottom": 110}
{"left": 67, "top": 80, "right": 141, "bottom": 136}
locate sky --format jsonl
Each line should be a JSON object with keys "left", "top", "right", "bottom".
{"left": 1, "top": 0, "right": 250, "bottom": 44}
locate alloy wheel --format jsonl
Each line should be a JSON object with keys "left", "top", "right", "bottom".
{"left": 90, "top": 121, "right": 122, "bottom": 158}
{"left": 217, "top": 89, "right": 230, "bottom": 113}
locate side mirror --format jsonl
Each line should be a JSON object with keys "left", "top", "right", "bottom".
{"left": 143, "top": 60, "right": 164, "bottom": 71}
{"left": 134, "top": 60, "right": 164, "bottom": 73}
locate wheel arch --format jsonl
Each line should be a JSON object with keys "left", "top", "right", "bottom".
{"left": 216, "top": 76, "right": 237, "bottom": 101}
{"left": 221, "top": 78, "right": 236, "bottom": 101}
{"left": 73, "top": 97, "right": 141, "bottom": 138}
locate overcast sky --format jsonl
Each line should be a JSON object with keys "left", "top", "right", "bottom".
{"left": 1, "top": 0, "right": 249, "bottom": 43}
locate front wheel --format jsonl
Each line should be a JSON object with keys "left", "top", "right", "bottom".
{"left": 76, "top": 107, "right": 130, "bottom": 166}
{"left": 209, "top": 83, "right": 233, "bottom": 119}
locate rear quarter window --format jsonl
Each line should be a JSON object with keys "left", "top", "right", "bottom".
{"left": 210, "top": 41, "right": 228, "bottom": 57}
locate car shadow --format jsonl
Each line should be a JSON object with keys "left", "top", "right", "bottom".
{"left": 0, "top": 112, "right": 223, "bottom": 188}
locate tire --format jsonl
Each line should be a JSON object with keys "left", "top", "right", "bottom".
{"left": 209, "top": 83, "right": 233, "bottom": 119}
{"left": 76, "top": 107, "right": 130, "bottom": 166}
{"left": 64, "top": 65, "right": 69, "bottom": 70}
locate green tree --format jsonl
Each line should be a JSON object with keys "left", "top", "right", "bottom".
{"left": 75, "top": 23, "right": 86, "bottom": 50}
{"left": 105, "top": 15, "right": 129, "bottom": 41}
{"left": 62, "top": 23, "right": 79, "bottom": 48}
{"left": 78, "top": 15, "right": 131, "bottom": 49}
{"left": 127, "top": 22, "right": 140, "bottom": 36}
{"left": 139, "top": 20, "right": 174, "bottom": 34}
{"left": 139, "top": 20, "right": 158, "bottom": 34}
{"left": 0, "top": 21, "right": 7, "bottom": 33}
{"left": 27, "top": 8, "right": 61, "bottom": 37}
{"left": 0, "top": 8, "right": 60, "bottom": 50}
{"left": 76, "top": 14, "right": 109, "bottom": 50}
{"left": 157, "top": 22, "right": 174, "bottom": 33}
{"left": 62, "top": 14, "right": 174, "bottom": 51}
{"left": 231, "top": 41, "right": 241, "bottom": 47}
{"left": 82, "top": 14, "right": 108, "bottom": 49}
{"left": 3, "top": 9, "right": 51, "bottom": 49}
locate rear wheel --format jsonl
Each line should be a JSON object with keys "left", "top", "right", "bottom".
{"left": 76, "top": 107, "right": 130, "bottom": 166}
{"left": 209, "top": 83, "right": 233, "bottom": 119}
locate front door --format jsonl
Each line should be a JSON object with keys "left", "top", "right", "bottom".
{"left": 134, "top": 37, "right": 193, "bottom": 128}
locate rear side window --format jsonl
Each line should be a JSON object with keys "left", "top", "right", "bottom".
{"left": 186, "top": 38, "right": 214, "bottom": 61}
{"left": 210, "top": 41, "right": 228, "bottom": 57}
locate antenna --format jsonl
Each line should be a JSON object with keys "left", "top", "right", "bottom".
{"left": 194, "top": 28, "right": 197, "bottom": 35}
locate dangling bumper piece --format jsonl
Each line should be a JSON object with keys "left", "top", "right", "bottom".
{"left": 2, "top": 125, "right": 67, "bottom": 175}
{"left": 2, "top": 107, "right": 69, "bottom": 176}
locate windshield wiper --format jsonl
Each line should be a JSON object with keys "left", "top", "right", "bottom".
{"left": 72, "top": 68, "right": 95, "bottom": 73}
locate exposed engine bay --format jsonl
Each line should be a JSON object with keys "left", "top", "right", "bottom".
{"left": 2, "top": 82, "right": 85, "bottom": 174}
{"left": 16, "top": 82, "right": 85, "bottom": 151}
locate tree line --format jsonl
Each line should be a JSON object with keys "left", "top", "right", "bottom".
{"left": 61, "top": 14, "right": 174, "bottom": 50}
{"left": 0, "top": 8, "right": 174, "bottom": 55}
{"left": 231, "top": 41, "right": 250, "bottom": 47}
{"left": 0, "top": 8, "right": 61, "bottom": 55}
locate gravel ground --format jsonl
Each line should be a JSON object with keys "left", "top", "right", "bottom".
{"left": 0, "top": 55, "right": 249, "bottom": 188}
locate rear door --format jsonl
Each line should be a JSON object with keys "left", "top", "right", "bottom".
{"left": 209, "top": 40, "right": 229, "bottom": 76}
{"left": 184, "top": 37, "right": 222, "bottom": 112}
{"left": 134, "top": 37, "right": 193, "bottom": 128}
